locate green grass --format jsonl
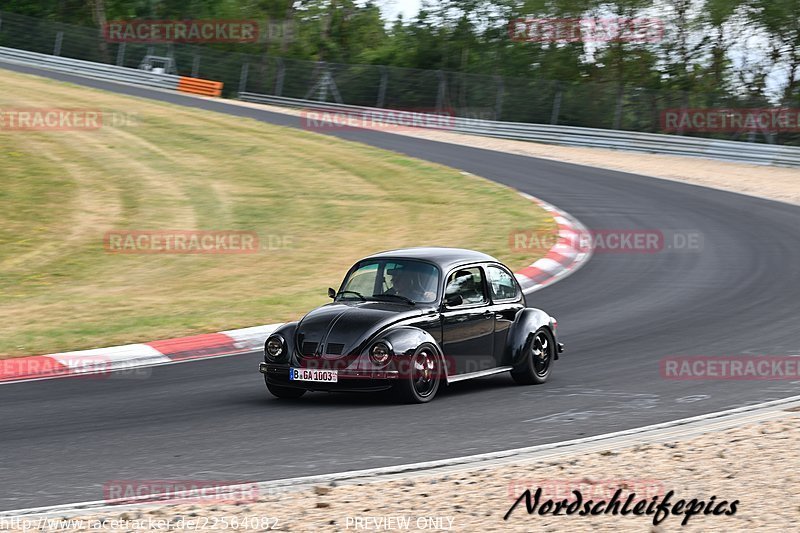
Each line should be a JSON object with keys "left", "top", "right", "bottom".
{"left": 0, "top": 69, "right": 554, "bottom": 358}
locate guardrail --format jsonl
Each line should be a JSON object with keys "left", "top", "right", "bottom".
{"left": 1, "top": 43, "right": 798, "bottom": 167}
{"left": 0, "top": 46, "right": 180, "bottom": 91}
{"left": 239, "top": 93, "right": 800, "bottom": 168}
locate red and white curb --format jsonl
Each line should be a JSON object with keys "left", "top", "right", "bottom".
{"left": 0, "top": 193, "right": 590, "bottom": 385}
{"left": 514, "top": 192, "right": 592, "bottom": 292}
{"left": 0, "top": 324, "right": 281, "bottom": 384}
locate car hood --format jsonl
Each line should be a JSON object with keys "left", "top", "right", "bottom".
{"left": 295, "top": 301, "right": 426, "bottom": 359}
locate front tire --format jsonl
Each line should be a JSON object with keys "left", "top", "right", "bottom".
{"left": 266, "top": 378, "right": 306, "bottom": 399}
{"left": 392, "top": 344, "right": 441, "bottom": 403}
{"left": 511, "top": 328, "right": 555, "bottom": 385}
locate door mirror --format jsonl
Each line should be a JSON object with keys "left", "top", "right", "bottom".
{"left": 328, "top": 287, "right": 336, "bottom": 299}
{"left": 445, "top": 294, "right": 463, "bottom": 307}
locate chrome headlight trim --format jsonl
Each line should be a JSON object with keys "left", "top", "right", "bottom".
{"left": 265, "top": 334, "right": 286, "bottom": 361}
{"left": 369, "top": 340, "right": 393, "bottom": 366}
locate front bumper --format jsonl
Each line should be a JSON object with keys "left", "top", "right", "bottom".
{"left": 259, "top": 362, "right": 399, "bottom": 392}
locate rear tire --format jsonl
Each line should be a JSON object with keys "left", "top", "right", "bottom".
{"left": 392, "top": 343, "right": 441, "bottom": 404}
{"left": 266, "top": 379, "right": 306, "bottom": 399}
{"left": 511, "top": 328, "right": 554, "bottom": 385}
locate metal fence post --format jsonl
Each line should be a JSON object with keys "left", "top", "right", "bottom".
{"left": 550, "top": 82, "right": 562, "bottom": 125}
{"left": 274, "top": 57, "right": 284, "bottom": 96}
{"left": 436, "top": 70, "right": 446, "bottom": 111}
{"left": 494, "top": 75, "right": 504, "bottom": 120}
{"left": 238, "top": 62, "right": 249, "bottom": 95}
{"left": 376, "top": 66, "right": 388, "bottom": 108}
{"left": 53, "top": 31, "right": 63, "bottom": 56}
{"left": 613, "top": 87, "right": 624, "bottom": 130}
{"left": 192, "top": 55, "right": 200, "bottom": 78}
{"left": 676, "top": 90, "right": 689, "bottom": 136}
{"left": 116, "top": 42, "right": 126, "bottom": 66}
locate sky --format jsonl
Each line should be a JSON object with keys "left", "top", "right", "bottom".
{"left": 378, "top": 0, "right": 423, "bottom": 21}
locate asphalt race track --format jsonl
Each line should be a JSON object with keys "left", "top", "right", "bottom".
{"left": 2, "top": 62, "right": 800, "bottom": 510}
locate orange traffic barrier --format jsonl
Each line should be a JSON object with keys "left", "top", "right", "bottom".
{"left": 177, "top": 76, "right": 223, "bottom": 97}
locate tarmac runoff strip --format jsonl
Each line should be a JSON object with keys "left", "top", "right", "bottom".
{"left": 2, "top": 394, "right": 798, "bottom": 519}
{"left": 0, "top": 192, "right": 589, "bottom": 385}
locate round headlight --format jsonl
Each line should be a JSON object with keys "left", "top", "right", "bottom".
{"left": 266, "top": 336, "right": 284, "bottom": 359}
{"left": 369, "top": 342, "right": 391, "bottom": 366}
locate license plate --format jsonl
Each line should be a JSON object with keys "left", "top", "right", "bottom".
{"left": 289, "top": 367, "right": 338, "bottom": 383}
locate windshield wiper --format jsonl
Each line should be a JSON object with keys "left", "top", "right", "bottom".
{"left": 373, "top": 293, "right": 416, "bottom": 305}
{"left": 337, "top": 290, "right": 366, "bottom": 301}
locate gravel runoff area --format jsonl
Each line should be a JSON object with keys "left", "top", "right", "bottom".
{"left": 383, "top": 127, "right": 800, "bottom": 206}
{"left": 9, "top": 411, "right": 797, "bottom": 532}
{"left": 236, "top": 101, "right": 800, "bottom": 206}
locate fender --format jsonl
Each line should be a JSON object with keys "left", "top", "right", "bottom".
{"left": 504, "top": 308, "right": 559, "bottom": 369}
{"left": 377, "top": 326, "right": 450, "bottom": 378}
{"left": 264, "top": 321, "right": 299, "bottom": 364}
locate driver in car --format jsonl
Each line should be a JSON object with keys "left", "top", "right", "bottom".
{"left": 386, "top": 267, "right": 437, "bottom": 303}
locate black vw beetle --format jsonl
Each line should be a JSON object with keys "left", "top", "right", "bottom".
{"left": 259, "top": 247, "right": 563, "bottom": 403}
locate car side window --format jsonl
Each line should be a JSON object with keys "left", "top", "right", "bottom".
{"left": 445, "top": 267, "right": 488, "bottom": 306}
{"left": 486, "top": 265, "right": 520, "bottom": 302}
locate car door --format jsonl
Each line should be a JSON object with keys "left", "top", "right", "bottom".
{"left": 440, "top": 266, "right": 495, "bottom": 376}
{"left": 485, "top": 264, "right": 525, "bottom": 367}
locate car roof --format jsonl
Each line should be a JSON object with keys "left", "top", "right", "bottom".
{"left": 361, "top": 247, "right": 501, "bottom": 271}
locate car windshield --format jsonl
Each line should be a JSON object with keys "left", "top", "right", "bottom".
{"left": 339, "top": 259, "right": 440, "bottom": 304}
